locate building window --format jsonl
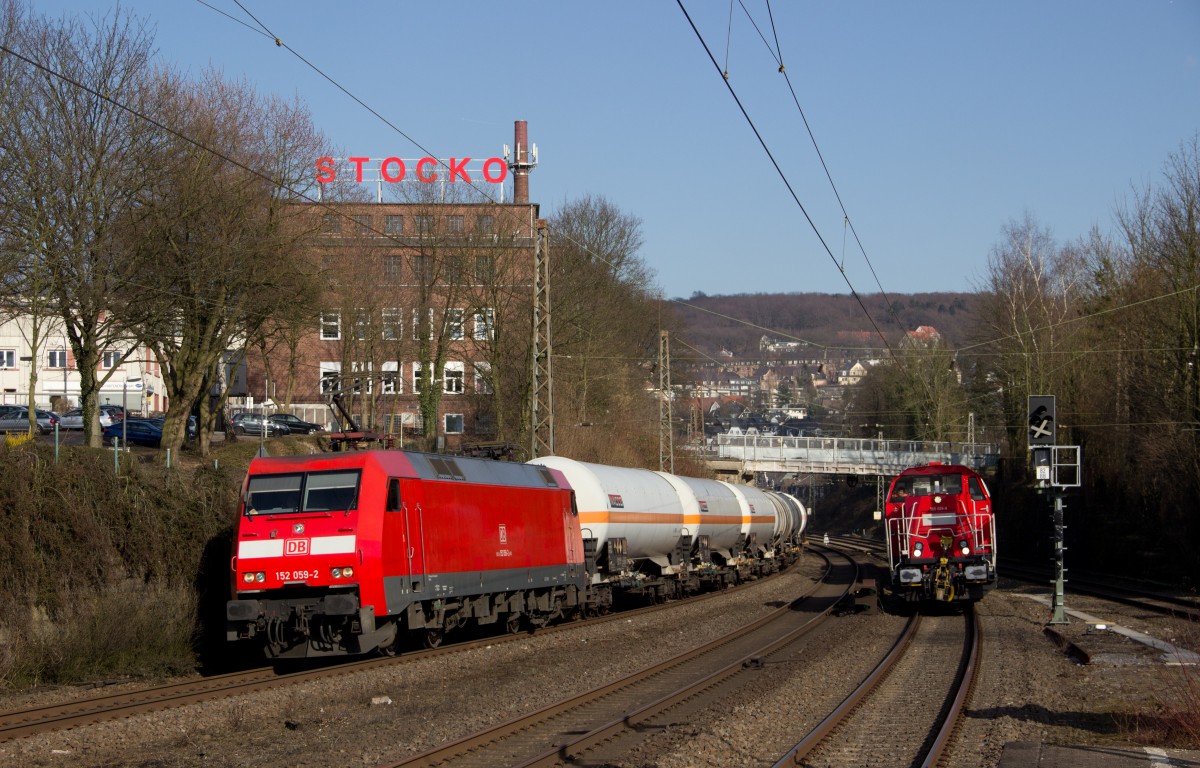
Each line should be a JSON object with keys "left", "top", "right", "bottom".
{"left": 48, "top": 349, "right": 68, "bottom": 368}
{"left": 354, "top": 214, "right": 373, "bottom": 235}
{"left": 413, "top": 362, "right": 425, "bottom": 394}
{"left": 319, "top": 361, "right": 342, "bottom": 394}
{"left": 444, "top": 362, "right": 464, "bottom": 394}
{"left": 444, "top": 413, "right": 464, "bottom": 434}
{"left": 473, "top": 361, "right": 493, "bottom": 394}
{"left": 320, "top": 311, "right": 341, "bottom": 340}
{"left": 384, "top": 255, "right": 403, "bottom": 281}
{"left": 384, "top": 215, "right": 403, "bottom": 234}
{"left": 473, "top": 309, "right": 494, "bottom": 341}
{"left": 382, "top": 308, "right": 402, "bottom": 341}
{"left": 476, "top": 214, "right": 494, "bottom": 233}
{"left": 0, "top": 349, "right": 14, "bottom": 369}
{"left": 413, "top": 254, "right": 433, "bottom": 282}
{"left": 415, "top": 215, "right": 433, "bottom": 234}
{"left": 412, "top": 308, "right": 433, "bottom": 340}
{"left": 381, "top": 361, "right": 400, "bottom": 394}
{"left": 100, "top": 350, "right": 121, "bottom": 369}
{"left": 446, "top": 309, "right": 464, "bottom": 340}
{"left": 446, "top": 254, "right": 465, "bottom": 282}
{"left": 351, "top": 362, "right": 371, "bottom": 394}
{"left": 475, "top": 255, "right": 494, "bottom": 284}
{"left": 447, "top": 215, "right": 464, "bottom": 234}
{"left": 322, "top": 213, "right": 342, "bottom": 234}
{"left": 353, "top": 309, "right": 369, "bottom": 341}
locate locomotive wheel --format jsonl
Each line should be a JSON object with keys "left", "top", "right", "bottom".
{"left": 423, "top": 629, "right": 443, "bottom": 649}
{"left": 506, "top": 615, "right": 522, "bottom": 634}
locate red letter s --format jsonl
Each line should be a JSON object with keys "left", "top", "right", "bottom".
{"left": 316, "top": 156, "right": 336, "bottom": 183}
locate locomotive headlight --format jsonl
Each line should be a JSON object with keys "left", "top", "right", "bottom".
{"left": 912, "top": 542, "right": 924, "bottom": 557}
{"left": 242, "top": 572, "right": 254, "bottom": 583}
{"left": 254, "top": 571, "right": 266, "bottom": 583}
{"left": 342, "top": 566, "right": 354, "bottom": 578}
{"left": 959, "top": 540, "right": 970, "bottom": 556}
{"left": 331, "top": 567, "right": 342, "bottom": 578}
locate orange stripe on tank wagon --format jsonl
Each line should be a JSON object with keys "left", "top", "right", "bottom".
{"left": 579, "top": 511, "right": 761, "bottom": 525}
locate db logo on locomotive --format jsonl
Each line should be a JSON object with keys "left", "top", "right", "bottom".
{"left": 284, "top": 539, "right": 310, "bottom": 556}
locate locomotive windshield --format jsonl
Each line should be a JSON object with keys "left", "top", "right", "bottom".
{"left": 888, "top": 473, "right": 964, "bottom": 502}
{"left": 245, "top": 470, "right": 362, "bottom": 515}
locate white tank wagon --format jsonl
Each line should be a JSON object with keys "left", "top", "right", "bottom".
{"left": 529, "top": 457, "right": 806, "bottom": 603}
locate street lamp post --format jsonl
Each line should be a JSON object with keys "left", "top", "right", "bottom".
{"left": 123, "top": 377, "right": 141, "bottom": 449}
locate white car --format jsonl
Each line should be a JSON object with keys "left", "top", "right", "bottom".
{"left": 60, "top": 407, "right": 118, "bottom": 430}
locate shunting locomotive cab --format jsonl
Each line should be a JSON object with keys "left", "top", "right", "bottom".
{"left": 882, "top": 463, "right": 996, "bottom": 604}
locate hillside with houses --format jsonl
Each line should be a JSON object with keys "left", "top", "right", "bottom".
{"left": 674, "top": 292, "right": 973, "bottom": 439}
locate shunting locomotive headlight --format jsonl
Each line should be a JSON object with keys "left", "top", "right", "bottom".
{"left": 959, "top": 540, "right": 970, "bottom": 555}
{"left": 912, "top": 542, "right": 924, "bottom": 558}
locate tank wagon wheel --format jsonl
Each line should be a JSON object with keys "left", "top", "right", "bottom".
{"left": 423, "top": 629, "right": 444, "bottom": 649}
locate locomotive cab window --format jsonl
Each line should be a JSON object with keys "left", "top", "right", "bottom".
{"left": 386, "top": 478, "right": 401, "bottom": 512}
{"left": 246, "top": 473, "right": 302, "bottom": 515}
{"left": 968, "top": 476, "right": 987, "bottom": 501}
{"left": 244, "top": 470, "right": 361, "bottom": 515}
{"left": 304, "top": 471, "right": 361, "bottom": 512}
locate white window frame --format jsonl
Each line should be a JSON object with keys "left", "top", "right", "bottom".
{"left": 319, "top": 361, "right": 342, "bottom": 394}
{"left": 100, "top": 350, "right": 121, "bottom": 369}
{"left": 353, "top": 309, "right": 369, "bottom": 341}
{"left": 381, "top": 361, "right": 400, "bottom": 394}
{"left": 444, "top": 413, "right": 464, "bottom": 434}
{"left": 48, "top": 348, "right": 68, "bottom": 368}
{"left": 473, "top": 309, "right": 494, "bottom": 341}
{"left": 320, "top": 311, "right": 341, "bottom": 341}
{"left": 0, "top": 349, "right": 14, "bottom": 369}
{"left": 443, "top": 361, "right": 464, "bottom": 394}
{"left": 382, "top": 308, "right": 403, "bottom": 341}
{"left": 412, "top": 308, "right": 434, "bottom": 341}
{"left": 446, "top": 309, "right": 464, "bottom": 341}
{"left": 350, "top": 361, "right": 372, "bottom": 394}
{"left": 473, "top": 361, "right": 493, "bottom": 395}
{"left": 413, "top": 361, "right": 425, "bottom": 394}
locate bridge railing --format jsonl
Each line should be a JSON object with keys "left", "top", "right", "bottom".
{"left": 713, "top": 434, "right": 1000, "bottom": 475}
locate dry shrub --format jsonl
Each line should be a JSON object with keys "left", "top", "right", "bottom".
{"left": 1122, "top": 615, "right": 1200, "bottom": 749}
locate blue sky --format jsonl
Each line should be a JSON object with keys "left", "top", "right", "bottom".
{"left": 30, "top": 1, "right": 1200, "bottom": 300}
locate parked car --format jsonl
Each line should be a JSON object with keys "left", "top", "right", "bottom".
{"left": 141, "top": 415, "right": 198, "bottom": 440}
{"left": 268, "top": 413, "right": 325, "bottom": 435}
{"left": 102, "top": 419, "right": 163, "bottom": 447}
{"left": 60, "top": 405, "right": 123, "bottom": 430}
{"left": 0, "top": 406, "right": 60, "bottom": 434}
{"left": 230, "top": 412, "right": 288, "bottom": 437}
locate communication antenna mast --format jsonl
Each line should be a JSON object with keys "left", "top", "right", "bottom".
{"left": 659, "top": 330, "right": 674, "bottom": 473}
{"left": 530, "top": 219, "right": 553, "bottom": 458}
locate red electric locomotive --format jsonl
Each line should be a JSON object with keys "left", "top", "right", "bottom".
{"left": 881, "top": 463, "right": 996, "bottom": 603}
{"left": 225, "top": 450, "right": 585, "bottom": 658}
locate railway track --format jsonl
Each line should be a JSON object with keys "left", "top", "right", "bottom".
{"left": 0, "top": 558, "right": 810, "bottom": 745}
{"left": 775, "top": 606, "right": 980, "bottom": 768}
{"left": 382, "top": 548, "right": 859, "bottom": 768}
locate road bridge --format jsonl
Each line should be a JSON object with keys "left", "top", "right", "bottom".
{"left": 709, "top": 433, "right": 1000, "bottom": 478}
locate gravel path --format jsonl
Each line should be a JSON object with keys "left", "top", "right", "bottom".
{"left": 1, "top": 568, "right": 1194, "bottom": 768}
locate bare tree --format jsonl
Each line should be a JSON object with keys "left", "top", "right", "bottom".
{"left": 1, "top": 4, "right": 156, "bottom": 445}
{"left": 116, "top": 70, "right": 328, "bottom": 454}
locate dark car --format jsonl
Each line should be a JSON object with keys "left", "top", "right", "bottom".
{"left": 102, "top": 419, "right": 163, "bottom": 447}
{"left": 141, "top": 416, "right": 198, "bottom": 440}
{"left": 231, "top": 412, "right": 288, "bottom": 437}
{"left": 268, "top": 413, "right": 325, "bottom": 435}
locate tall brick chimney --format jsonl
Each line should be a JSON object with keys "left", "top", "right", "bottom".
{"left": 508, "top": 120, "right": 537, "bottom": 204}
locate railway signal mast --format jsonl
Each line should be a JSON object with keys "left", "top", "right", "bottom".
{"left": 1028, "top": 395, "right": 1081, "bottom": 625}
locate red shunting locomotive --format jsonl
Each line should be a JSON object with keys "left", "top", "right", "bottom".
{"left": 881, "top": 462, "right": 996, "bottom": 603}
